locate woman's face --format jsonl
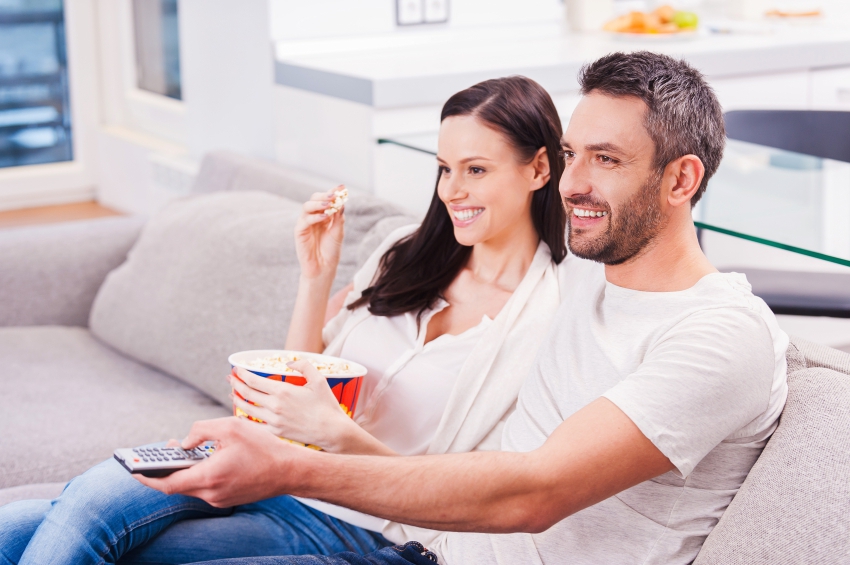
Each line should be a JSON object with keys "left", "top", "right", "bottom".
{"left": 436, "top": 115, "right": 548, "bottom": 247}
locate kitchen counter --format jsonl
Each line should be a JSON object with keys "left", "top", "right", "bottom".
{"left": 274, "top": 19, "right": 850, "bottom": 108}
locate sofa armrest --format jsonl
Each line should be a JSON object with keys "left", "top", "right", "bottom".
{"left": 0, "top": 216, "right": 145, "bottom": 327}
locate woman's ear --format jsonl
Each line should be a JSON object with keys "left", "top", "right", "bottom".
{"left": 529, "top": 146, "right": 551, "bottom": 191}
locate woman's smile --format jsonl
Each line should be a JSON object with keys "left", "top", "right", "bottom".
{"left": 450, "top": 206, "right": 485, "bottom": 227}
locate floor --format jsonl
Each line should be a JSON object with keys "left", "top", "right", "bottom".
{"left": 0, "top": 201, "right": 122, "bottom": 230}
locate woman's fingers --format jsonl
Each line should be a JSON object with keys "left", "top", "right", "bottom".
{"left": 231, "top": 394, "right": 275, "bottom": 424}
{"left": 303, "top": 199, "right": 331, "bottom": 214}
{"left": 229, "top": 376, "right": 271, "bottom": 408}
{"left": 234, "top": 368, "right": 282, "bottom": 395}
{"left": 300, "top": 213, "right": 331, "bottom": 227}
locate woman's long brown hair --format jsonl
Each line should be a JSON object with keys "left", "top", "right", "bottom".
{"left": 349, "top": 76, "right": 566, "bottom": 321}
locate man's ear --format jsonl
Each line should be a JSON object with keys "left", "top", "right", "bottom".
{"left": 529, "top": 146, "right": 551, "bottom": 191}
{"left": 665, "top": 154, "right": 705, "bottom": 208}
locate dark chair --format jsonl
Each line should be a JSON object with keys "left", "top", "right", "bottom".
{"left": 721, "top": 110, "right": 850, "bottom": 318}
{"left": 724, "top": 110, "right": 850, "bottom": 164}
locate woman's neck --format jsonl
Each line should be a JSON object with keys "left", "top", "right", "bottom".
{"left": 466, "top": 215, "right": 540, "bottom": 293}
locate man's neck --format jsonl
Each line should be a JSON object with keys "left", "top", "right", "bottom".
{"left": 604, "top": 216, "right": 717, "bottom": 292}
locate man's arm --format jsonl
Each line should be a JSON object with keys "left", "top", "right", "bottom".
{"left": 137, "top": 397, "right": 673, "bottom": 534}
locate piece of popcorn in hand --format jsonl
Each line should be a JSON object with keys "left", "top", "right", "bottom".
{"left": 324, "top": 187, "right": 349, "bottom": 216}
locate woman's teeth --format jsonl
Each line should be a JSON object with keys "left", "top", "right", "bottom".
{"left": 573, "top": 207, "right": 608, "bottom": 218}
{"left": 453, "top": 208, "right": 484, "bottom": 221}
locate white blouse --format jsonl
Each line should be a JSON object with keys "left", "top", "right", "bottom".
{"left": 343, "top": 299, "right": 492, "bottom": 456}
{"left": 299, "top": 300, "right": 491, "bottom": 530}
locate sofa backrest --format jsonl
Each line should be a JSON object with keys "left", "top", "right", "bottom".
{"left": 88, "top": 152, "right": 418, "bottom": 406}
{"left": 190, "top": 150, "right": 420, "bottom": 287}
{"left": 693, "top": 337, "right": 850, "bottom": 564}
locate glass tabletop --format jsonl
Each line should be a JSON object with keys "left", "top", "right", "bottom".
{"left": 378, "top": 135, "right": 850, "bottom": 268}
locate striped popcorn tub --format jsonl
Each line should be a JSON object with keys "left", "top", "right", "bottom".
{"left": 227, "top": 350, "right": 366, "bottom": 450}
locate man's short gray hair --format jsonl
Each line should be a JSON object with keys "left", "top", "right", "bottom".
{"left": 578, "top": 51, "right": 725, "bottom": 206}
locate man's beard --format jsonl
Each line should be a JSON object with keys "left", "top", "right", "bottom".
{"left": 566, "top": 172, "right": 665, "bottom": 266}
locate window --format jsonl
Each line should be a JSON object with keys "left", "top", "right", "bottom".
{"left": 0, "top": 0, "right": 72, "bottom": 169}
{"left": 132, "top": 0, "right": 181, "bottom": 100}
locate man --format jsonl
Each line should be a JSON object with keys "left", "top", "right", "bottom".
{"left": 140, "top": 52, "right": 789, "bottom": 565}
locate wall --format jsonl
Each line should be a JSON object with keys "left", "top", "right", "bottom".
{"left": 180, "top": 0, "right": 276, "bottom": 160}
{"left": 269, "top": 0, "right": 564, "bottom": 42}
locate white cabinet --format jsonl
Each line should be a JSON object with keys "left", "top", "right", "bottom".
{"left": 709, "top": 71, "right": 811, "bottom": 112}
{"left": 810, "top": 66, "right": 850, "bottom": 110}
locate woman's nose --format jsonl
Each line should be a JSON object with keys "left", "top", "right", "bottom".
{"left": 438, "top": 173, "right": 466, "bottom": 201}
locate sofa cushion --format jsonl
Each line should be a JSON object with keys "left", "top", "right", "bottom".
{"left": 0, "top": 327, "right": 228, "bottom": 489}
{"left": 89, "top": 191, "right": 305, "bottom": 406}
{"left": 693, "top": 343, "right": 850, "bottom": 564}
{"left": 189, "top": 151, "right": 419, "bottom": 289}
{"left": 0, "top": 217, "right": 145, "bottom": 328}
{"left": 0, "top": 483, "right": 66, "bottom": 507}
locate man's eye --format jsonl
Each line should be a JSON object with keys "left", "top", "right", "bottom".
{"left": 561, "top": 150, "right": 575, "bottom": 159}
{"left": 598, "top": 155, "right": 615, "bottom": 164}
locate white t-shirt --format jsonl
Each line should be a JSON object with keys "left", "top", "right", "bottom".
{"left": 300, "top": 300, "right": 491, "bottom": 530}
{"left": 437, "top": 255, "right": 789, "bottom": 565}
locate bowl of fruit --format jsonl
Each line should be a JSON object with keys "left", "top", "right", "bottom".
{"left": 603, "top": 5, "right": 699, "bottom": 38}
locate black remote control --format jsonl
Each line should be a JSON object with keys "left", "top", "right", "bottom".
{"left": 114, "top": 442, "right": 216, "bottom": 477}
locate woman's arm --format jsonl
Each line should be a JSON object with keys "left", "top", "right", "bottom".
{"left": 284, "top": 188, "right": 347, "bottom": 353}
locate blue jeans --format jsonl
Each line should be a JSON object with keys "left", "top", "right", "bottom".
{"left": 0, "top": 458, "right": 391, "bottom": 565}
{"left": 190, "top": 542, "right": 440, "bottom": 565}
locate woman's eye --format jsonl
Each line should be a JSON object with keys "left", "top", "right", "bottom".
{"left": 469, "top": 166, "right": 485, "bottom": 174}
{"left": 439, "top": 166, "right": 450, "bottom": 175}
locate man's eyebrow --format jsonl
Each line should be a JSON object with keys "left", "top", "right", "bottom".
{"left": 585, "top": 142, "right": 626, "bottom": 154}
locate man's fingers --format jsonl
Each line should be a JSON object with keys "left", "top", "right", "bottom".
{"left": 182, "top": 417, "right": 235, "bottom": 450}
{"left": 133, "top": 462, "right": 210, "bottom": 497}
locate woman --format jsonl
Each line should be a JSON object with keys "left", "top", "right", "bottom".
{"left": 0, "top": 76, "right": 567, "bottom": 564}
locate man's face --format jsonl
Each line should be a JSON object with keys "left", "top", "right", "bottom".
{"left": 559, "top": 92, "right": 665, "bottom": 265}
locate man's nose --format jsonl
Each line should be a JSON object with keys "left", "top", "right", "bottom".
{"left": 559, "top": 157, "right": 592, "bottom": 200}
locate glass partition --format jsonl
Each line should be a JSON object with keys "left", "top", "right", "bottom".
{"left": 378, "top": 135, "right": 850, "bottom": 267}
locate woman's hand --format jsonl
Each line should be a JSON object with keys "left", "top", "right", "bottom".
{"left": 295, "top": 187, "right": 346, "bottom": 280}
{"left": 229, "top": 362, "right": 356, "bottom": 453}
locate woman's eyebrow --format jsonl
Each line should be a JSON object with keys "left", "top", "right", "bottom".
{"left": 436, "top": 156, "right": 493, "bottom": 164}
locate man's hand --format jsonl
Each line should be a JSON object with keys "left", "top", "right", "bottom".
{"left": 134, "top": 417, "right": 315, "bottom": 507}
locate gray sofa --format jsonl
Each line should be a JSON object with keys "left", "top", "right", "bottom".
{"left": 0, "top": 151, "right": 416, "bottom": 501}
{"left": 1, "top": 152, "right": 849, "bottom": 563}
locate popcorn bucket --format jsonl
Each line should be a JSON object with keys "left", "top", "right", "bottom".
{"left": 227, "top": 350, "right": 366, "bottom": 450}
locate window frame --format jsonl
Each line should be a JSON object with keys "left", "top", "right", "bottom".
{"left": 0, "top": 0, "right": 99, "bottom": 211}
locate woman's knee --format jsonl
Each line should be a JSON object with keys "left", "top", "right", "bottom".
{"left": 0, "top": 499, "right": 52, "bottom": 564}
